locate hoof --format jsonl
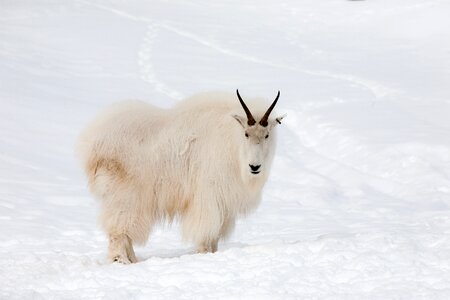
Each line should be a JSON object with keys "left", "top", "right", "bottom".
{"left": 112, "top": 255, "right": 132, "bottom": 264}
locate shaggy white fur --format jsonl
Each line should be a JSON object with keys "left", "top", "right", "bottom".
{"left": 76, "top": 91, "right": 284, "bottom": 263}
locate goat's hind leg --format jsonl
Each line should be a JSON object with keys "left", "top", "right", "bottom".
{"left": 90, "top": 158, "right": 143, "bottom": 264}
{"left": 108, "top": 233, "right": 137, "bottom": 264}
{"left": 125, "top": 235, "right": 137, "bottom": 263}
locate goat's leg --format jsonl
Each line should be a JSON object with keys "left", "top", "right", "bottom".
{"left": 108, "top": 233, "right": 136, "bottom": 264}
{"left": 125, "top": 235, "right": 137, "bottom": 263}
{"left": 199, "top": 218, "right": 235, "bottom": 253}
{"left": 196, "top": 238, "right": 218, "bottom": 254}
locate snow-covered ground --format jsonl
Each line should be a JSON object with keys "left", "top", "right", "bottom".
{"left": 1, "top": 0, "right": 450, "bottom": 298}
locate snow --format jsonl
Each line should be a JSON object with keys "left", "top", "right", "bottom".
{"left": 1, "top": 0, "right": 450, "bottom": 299}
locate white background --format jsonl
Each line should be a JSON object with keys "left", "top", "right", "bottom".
{"left": 1, "top": 0, "right": 450, "bottom": 299}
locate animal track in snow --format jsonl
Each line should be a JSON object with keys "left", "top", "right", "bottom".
{"left": 138, "top": 25, "right": 183, "bottom": 100}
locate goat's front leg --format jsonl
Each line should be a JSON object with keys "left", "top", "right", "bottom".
{"left": 196, "top": 238, "right": 218, "bottom": 254}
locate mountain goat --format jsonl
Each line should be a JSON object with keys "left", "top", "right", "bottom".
{"left": 76, "top": 90, "right": 285, "bottom": 263}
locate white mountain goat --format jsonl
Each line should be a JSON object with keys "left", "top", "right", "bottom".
{"left": 76, "top": 90, "right": 285, "bottom": 263}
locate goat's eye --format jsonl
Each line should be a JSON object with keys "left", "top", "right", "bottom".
{"left": 245, "top": 133, "right": 249, "bottom": 138}
{"left": 265, "top": 134, "right": 269, "bottom": 139}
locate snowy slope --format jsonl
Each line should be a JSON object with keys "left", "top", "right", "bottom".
{"left": 1, "top": 0, "right": 450, "bottom": 299}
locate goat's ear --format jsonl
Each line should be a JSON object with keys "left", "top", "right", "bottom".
{"left": 233, "top": 115, "right": 246, "bottom": 128}
{"left": 275, "top": 114, "right": 287, "bottom": 124}
{"left": 269, "top": 114, "right": 287, "bottom": 129}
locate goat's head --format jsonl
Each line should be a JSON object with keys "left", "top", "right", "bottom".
{"left": 233, "top": 89, "right": 286, "bottom": 179}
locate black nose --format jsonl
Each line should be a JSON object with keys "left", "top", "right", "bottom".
{"left": 249, "top": 164, "right": 261, "bottom": 172}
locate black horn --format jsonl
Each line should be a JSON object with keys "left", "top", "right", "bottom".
{"left": 236, "top": 89, "right": 256, "bottom": 126}
{"left": 259, "top": 91, "right": 280, "bottom": 127}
